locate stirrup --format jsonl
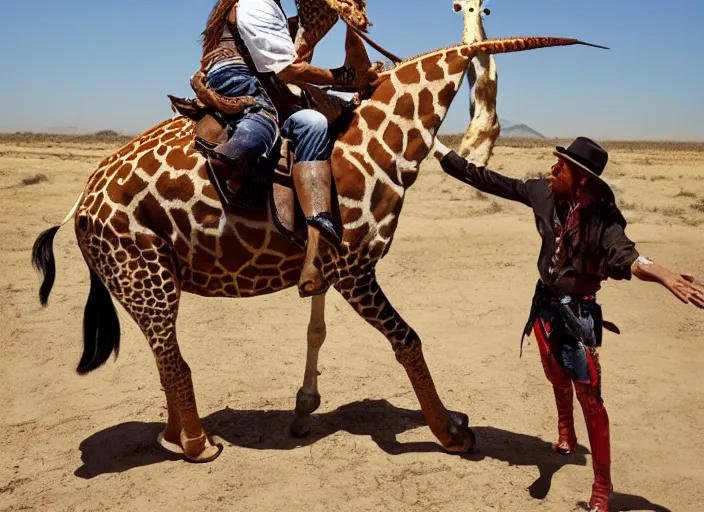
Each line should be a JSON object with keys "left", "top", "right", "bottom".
{"left": 306, "top": 212, "right": 341, "bottom": 247}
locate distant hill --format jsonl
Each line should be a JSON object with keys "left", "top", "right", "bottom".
{"left": 499, "top": 118, "right": 546, "bottom": 139}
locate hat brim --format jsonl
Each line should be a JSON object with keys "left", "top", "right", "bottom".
{"left": 553, "top": 148, "right": 610, "bottom": 187}
{"left": 553, "top": 148, "right": 615, "bottom": 202}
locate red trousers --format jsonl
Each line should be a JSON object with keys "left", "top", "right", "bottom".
{"left": 534, "top": 316, "right": 612, "bottom": 511}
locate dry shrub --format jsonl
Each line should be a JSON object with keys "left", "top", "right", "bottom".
{"left": 21, "top": 174, "right": 48, "bottom": 186}
{"left": 656, "top": 206, "right": 685, "bottom": 217}
{"left": 485, "top": 201, "right": 503, "bottom": 214}
{"left": 675, "top": 190, "right": 697, "bottom": 198}
{"left": 619, "top": 200, "right": 639, "bottom": 211}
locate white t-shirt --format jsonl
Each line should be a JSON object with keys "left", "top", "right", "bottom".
{"left": 236, "top": 0, "right": 297, "bottom": 74}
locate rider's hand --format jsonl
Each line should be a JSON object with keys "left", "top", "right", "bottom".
{"left": 664, "top": 272, "right": 704, "bottom": 308}
{"left": 353, "top": 64, "right": 385, "bottom": 90}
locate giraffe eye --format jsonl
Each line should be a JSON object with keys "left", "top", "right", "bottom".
{"left": 483, "top": 8, "right": 491, "bottom": 15}
{"left": 453, "top": 3, "right": 462, "bottom": 12}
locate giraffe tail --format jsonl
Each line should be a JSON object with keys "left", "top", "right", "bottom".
{"left": 31, "top": 225, "right": 62, "bottom": 307}
{"left": 77, "top": 269, "right": 120, "bottom": 375}
{"left": 464, "top": 37, "right": 609, "bottom": 58}
{"left": 31, "top": 192, "right": 85, "bottom": 306}
{"left": 31, "top": 190, "right": 120, "bottom": 374}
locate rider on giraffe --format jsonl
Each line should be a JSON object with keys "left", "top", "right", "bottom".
{"left": 199, "top": 0, "right": 381, "bottom": 297}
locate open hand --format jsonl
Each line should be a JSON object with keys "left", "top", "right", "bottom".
{"left": 354, "top": 65, "right": 386, "bottom": 90}
{"left": 665, "top": 273, "right": 704, "bottom": 308}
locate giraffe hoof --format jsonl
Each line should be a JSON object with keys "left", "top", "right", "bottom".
{"left": 443, "top": 411, "right": 476, "bottom": 453}
{"left": 158, "top": 429, "right": 184, "bottom": 455}
{"left": 290, "top": 415, "right": 312, "bottom": 438}
{"left": 157, "top": 430, "right": 224, "bottom": 463}
{"left": 186, "top": 441, "right": 223, "bottom": 463}
{"left": 298, "top": 280, "right": 330, "bottom": 298}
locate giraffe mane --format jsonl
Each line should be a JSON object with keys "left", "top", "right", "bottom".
{"left": 379, "top": 36, "right": 603, "bottom": 76}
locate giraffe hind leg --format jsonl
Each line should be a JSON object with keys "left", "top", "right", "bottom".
{"left": 77, "top": 224, "right": 222, "bottom": 463}
{"left": 290, "top": 293, "right": 327, "bottom": 437}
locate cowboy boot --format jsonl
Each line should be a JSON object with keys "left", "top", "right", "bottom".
{"left": 576, "top": 384, "right": 612, "bottom": 512}
{"left": 552, "top": 383, "right": 578, "bottom": 454}
{"left": 534, "top": 318, "right": 578, "bottom": 455}
{"left": 292, "top": 160, "right": 341, "bottom": 297}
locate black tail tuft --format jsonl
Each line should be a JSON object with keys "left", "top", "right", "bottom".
{"left": 31, "top": 225, "right": 61, "bottom": 306}
{"left": 77, "top": 269, "right": 121, "bottom": 375}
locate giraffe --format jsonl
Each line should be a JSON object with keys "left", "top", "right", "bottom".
{"left": 453, "top": 0, "right": 500, "bottom": 165}
{"left": 32, "top": 36, "right": 599, "bottom": 463}
{"left": 292, "top": 0, "right": 369, "bottom": 62}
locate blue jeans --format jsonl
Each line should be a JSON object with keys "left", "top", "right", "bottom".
{"left": 206, "top": 61, "right": 331, "bottom": 169}
{"left": 282, "top": 110, "right": 332, "bottom": 163}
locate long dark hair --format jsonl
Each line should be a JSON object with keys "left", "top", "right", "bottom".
{"left": 565, "top": 187, "right": 625, "bottom": 278}
{"left": 201, "top": 0, "right": 239, "bottom": 57}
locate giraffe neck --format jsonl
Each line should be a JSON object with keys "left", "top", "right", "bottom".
{"left": 338, "top": 44, "right": 473, "bottom": 182}
{"left": 458, "top": 1, "right": 499, "bottom": 165}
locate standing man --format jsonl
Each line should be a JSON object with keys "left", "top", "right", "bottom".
{"left": 433, "top": 136, "right": 704, "bottom": 511}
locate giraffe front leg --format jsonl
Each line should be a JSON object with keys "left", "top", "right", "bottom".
{"left": 336, "top": 270, "right": 475, "bottom": 453}
{"left": 291, "top": 293, "right": 327, "bottom": 437}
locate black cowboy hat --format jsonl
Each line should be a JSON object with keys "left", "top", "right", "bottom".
{"left": 553, "top": 137, "right": 614, "bottom": 198}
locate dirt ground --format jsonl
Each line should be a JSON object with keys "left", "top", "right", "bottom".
{"left": 1, "top": 135, "right": 703, "bottom": 511}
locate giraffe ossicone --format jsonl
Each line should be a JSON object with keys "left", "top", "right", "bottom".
{"left": 32, "top": 36, "right": 598, "bottom": 463}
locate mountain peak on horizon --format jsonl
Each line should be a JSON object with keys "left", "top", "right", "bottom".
{"left": 499, "top": 118, "right": 546, "bottom": 139}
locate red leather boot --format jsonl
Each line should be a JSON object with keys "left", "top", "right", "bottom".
{"left": 576, "top": 383, "right": 612, "bottom": 512}
{"left": 552, "top": 383, "right": 577, "bottom": 454}
{"left": 533, "top": 318, "right": 577, "bottom": 454}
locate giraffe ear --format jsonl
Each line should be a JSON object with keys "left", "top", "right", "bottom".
{"left": 343, "top": 25, "right": 372, "bottom": 72}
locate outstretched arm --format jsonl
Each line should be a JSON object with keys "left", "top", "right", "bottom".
{"left": 277, "top": 61, "right": 381, "bottom": 88}
{"left": 236, "top": 1, "right": 380, "bottom": 89}
{"left": 602, "top": 220, "right": 704, "bottom": 309}
{"left": 631, "top": 256, "right": 704, "bottom": 308}
{"left": 432, "top": 139, "right": 538, "bottom": 207}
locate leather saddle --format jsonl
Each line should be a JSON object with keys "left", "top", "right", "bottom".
{"left": 167, "top": 80, "right": 357, "bottom": 247}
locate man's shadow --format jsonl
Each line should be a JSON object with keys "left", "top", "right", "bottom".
{"left": 74, "top": 399, "right": 670, "bottom": 511}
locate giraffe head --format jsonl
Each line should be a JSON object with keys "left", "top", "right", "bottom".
{"left": 453, "top": 0, "right": 490, "bottom": 44}
{"left": 453, "top": 0, "right": 491, "bottom": 17}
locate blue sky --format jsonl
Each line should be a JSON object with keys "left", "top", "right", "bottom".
{"left": 1, "top": 0, "right": 703, "bottom": 140}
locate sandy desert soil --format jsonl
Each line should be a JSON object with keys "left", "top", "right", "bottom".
{"left": 1, "top": 135, "right": 703, "bottom": 511}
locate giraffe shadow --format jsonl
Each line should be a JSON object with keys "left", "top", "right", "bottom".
{"left": 73, "top": 398, "right": 427, "bottom": 478}
{"left": 72, "top": 399, "right": 671, "bottom": 510}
